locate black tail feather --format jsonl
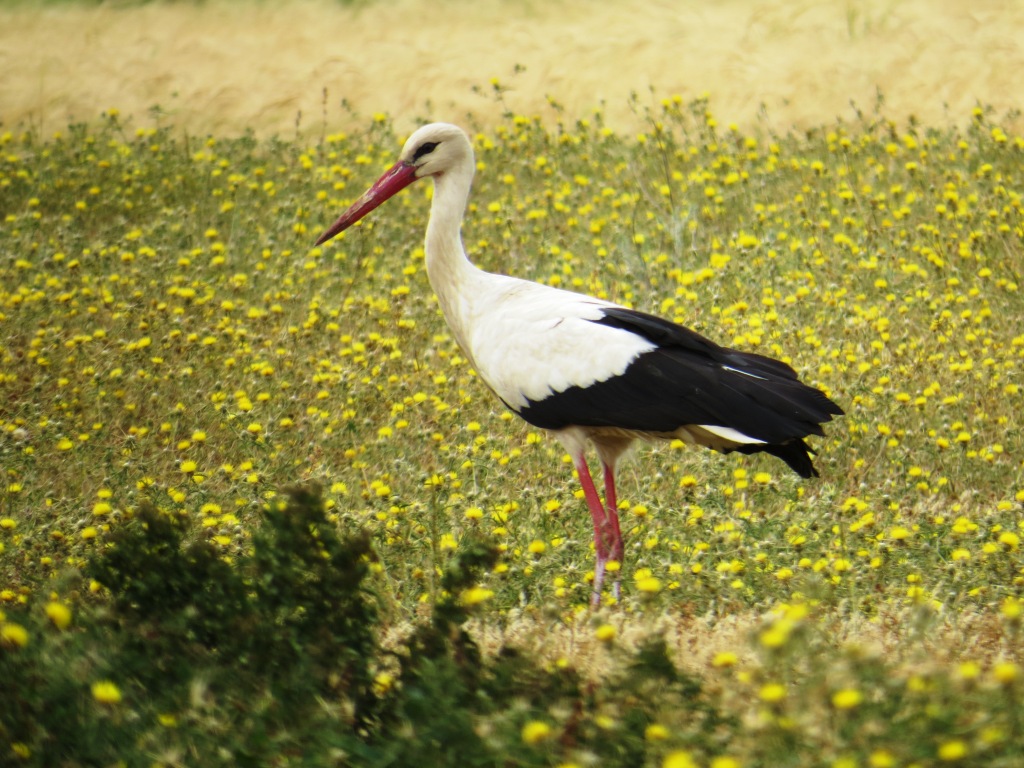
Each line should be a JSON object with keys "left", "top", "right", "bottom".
{"left": 731, "top": 439, "right": 819, "bottom": 479}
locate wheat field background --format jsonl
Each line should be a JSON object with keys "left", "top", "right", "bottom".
{"left": 3, "top": 0, "right": 1023, "bottom": 137}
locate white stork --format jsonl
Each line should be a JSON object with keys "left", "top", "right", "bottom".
{"left": 316, "top": 123, "right": 843, "bottom": 605}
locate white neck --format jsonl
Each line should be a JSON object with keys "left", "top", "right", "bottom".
{"left": 424, "top": 162, "right": 487, "bottom": 354}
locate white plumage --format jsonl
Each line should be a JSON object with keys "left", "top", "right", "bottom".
{"left": 316, "top": 122, "right": 843, "bottom": 605}
{"left": 469, "top": 288, "right": 655, "bottom": 409}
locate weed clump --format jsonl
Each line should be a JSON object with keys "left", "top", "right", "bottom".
{"left": 1, "top": 486, "right": 733, "bottom": 766}
{"left": 3, "top": 487, "right": 381, "bottom": 763}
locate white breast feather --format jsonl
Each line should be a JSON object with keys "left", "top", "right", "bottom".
{"left": 463, "top": 279, "right": 656, "bottom": 410}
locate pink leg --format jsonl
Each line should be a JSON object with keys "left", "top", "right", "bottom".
{"left": 573, "top": 454, "right": 623, "bottom": 606}
{"left": 602, "top": 462, "right": 624, "bottom": 600}
{"left": 573, "top": 454, "right": 611, "bottom": 606}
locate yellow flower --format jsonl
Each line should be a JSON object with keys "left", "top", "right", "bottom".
{"left": 45, "top": 602, "right": 72, "bottom": 630}
{"left": 645, "top": 723, "right": 669, "bottom": 741}
{"left": 831, "top": 688, "right": 863, "bottom": 709}
{"left": 759, "top": 682, "right": 786, "bottom": 703}
{"left": 521, "top": 720, "right": 552, "bottom": 744}
{"left": 91, "top": 680, "right": 122, "bottom": 704}
{"left": 460, "top": 587, "right": 494, "bottom": 606}
{"left": 1, "top": 622, "right": 29, "bottom": 648}
{"left": 760, "top": 624, "right": 791, "bottom": 649}
{"left": 373, "top": 672, "right": 394, "bottom": 695}
{"left": 889, "top": 526, "right": 911, "bottom": 541}
{"left": 663, "top": 750, "right": 696, "bottom": 768}
{"left": 998, "top": 532, "right": 1020, "bottom": 550}
{"left": 595, "top": 623, "right": 617, "bottom": 642}
{"left": 1000, "top": 597, "right": 1022, "bottom": 620}
{"left": 711, "top": 651, "right": 738, "bottom": 668}
{"left": 937, "top": 740, "right": 967, "bottom": 761}
{"left": 636, "top": 577, "right": 662, "bottom": 593}
{"left": 992, "top": 661, "right": 1019, "bottom": 685}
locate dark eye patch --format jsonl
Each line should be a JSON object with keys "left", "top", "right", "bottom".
{"left": 412, "top": 141, "right": 439, "bottom": 161}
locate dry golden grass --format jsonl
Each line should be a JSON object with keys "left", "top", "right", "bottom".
{"left": 3, "top": 0, "right": 1023, "bottom": 137}
{"left": 468, "top": 606, "right": 1009, "bottom": 684}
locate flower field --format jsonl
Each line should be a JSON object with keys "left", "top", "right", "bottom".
{"left": 1, "top": 98, "right": 1023, "bottom": 765}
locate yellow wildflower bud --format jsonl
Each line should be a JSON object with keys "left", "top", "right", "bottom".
{"left": 45, "top": 602, "right": 72, "bottom": 630}
{"left": 91, "top": 681, "right": 123, "bottom": 705}
{"left": 521, "top": 720, "right": 552, "bottom": 744}
{"left": 831, "top": 688, "right": 863, "bottom": 709}
{"left": 1, "top": 622, "right": 29, "bottom": 648}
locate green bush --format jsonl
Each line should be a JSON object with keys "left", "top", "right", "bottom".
{"left": 2, "top": 486, "right": 736, "bottom": 767}
{"left": 3, "top": 488, "right": 379, "bottom": 763}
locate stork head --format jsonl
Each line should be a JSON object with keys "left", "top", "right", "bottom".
{"left": 399, "top": 122, "right": 471, "bottom": 177}
{"left": 315, "top": 122, "right": 472, "bottom": 246}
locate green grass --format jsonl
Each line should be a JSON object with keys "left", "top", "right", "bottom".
{"left": 1, "top": 99, "right": 1023, "bottom": 765}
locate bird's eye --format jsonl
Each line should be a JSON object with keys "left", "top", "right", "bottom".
{"left": 412, "top": 141, "right": 439, "bottom": 161}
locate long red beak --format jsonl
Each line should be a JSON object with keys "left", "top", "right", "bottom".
{"left": 315, "top": 161, "right": 419, "bottom": 246}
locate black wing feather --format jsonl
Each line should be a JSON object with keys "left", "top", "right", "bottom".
{"left": 516, "top": 307, "right": 843, "bottom": 478}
